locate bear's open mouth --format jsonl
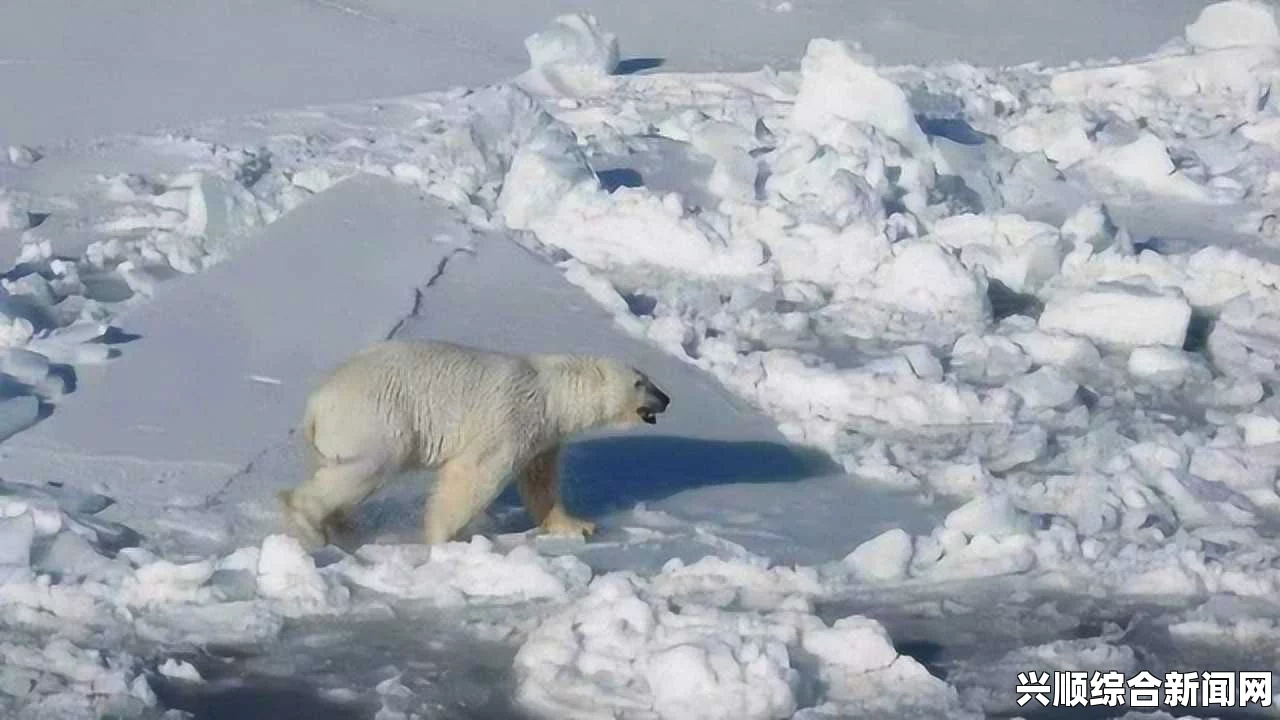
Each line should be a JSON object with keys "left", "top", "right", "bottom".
{"left": 637, "top": 407, "right": 657, "bottom": 424}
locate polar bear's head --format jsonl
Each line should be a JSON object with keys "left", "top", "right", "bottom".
{"left": 626, "top": 367, "right": 671, "bottom": 426}
{"left": 585, "top": 358, "right": 671, "bottom": 428}
{"left": 534, "top": 354, "right": 671, "bottom": 432}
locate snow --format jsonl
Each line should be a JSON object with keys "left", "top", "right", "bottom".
{"left": 0, "top": 176, "right": 473, "bottom": 517}
{"left": 930, "top": 214, "right": 1065, "bottom": 294}
{"left": 1128, "top": 346, "right": 1197, "bottom": 386}
{"left": 155, "top": 659, "right": 202, "bottom": 684}
{"left": 1006, "top": 367, "right": 1079, "bottom": 410}
{"left": 514, "top": 560, "right": 970, "bottom": 720}
{"left": 523, "top": 13, "right": 620, "bottom": 95}
{"left": 1185, "top": 0, "right": 1280, "bottom": 50}
{"left": 257, "top": 534, "right": 351, "bottom": 617}
{"left": 842, "top": 528, "right": 913, "bottom": 583}
{"left": 333, "top": 537, "right": 592, "bottom": 605}
{"left": 6, "top": 0, "right": 1280, "bottom": 718}
{"left": 1038, "top": 284, "right": 1193, "bottom": 349}
{"left": 800, "top": 616, "right": 972, "bottom": 719}
{"left": 1084, "top": 132, "right": 1215, "bottom": 201}
{"left": 790, "top": 39, "right": 929, "bottom": 157}
{"left": 0, "top": 0, "right": 1212, "bottom": 148}
{"left": 0, "top": 508, "right": 35, "bottom": 570}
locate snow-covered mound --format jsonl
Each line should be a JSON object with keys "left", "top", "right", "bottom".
{"left": 515, "top": 557, "right": 973, "bottom": 720}
{"left": 1184, "top": 0, "right": 1280, "bottom": 50}
{"left": 521, "top": 13, "right": 620, "bottom": 96}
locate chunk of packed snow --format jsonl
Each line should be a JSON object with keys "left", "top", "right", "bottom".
{"left": 510, "top": 178, "right": 767, "bottom": 276}
{"left": 0, "top": 397, "right": 39, "bottom": 445}
{"left": 646, "top": 554, "right": 825, "bottom": 610}
{"left": 256, "top": 534, "right": 349, "bottom": 617}
{"left": 289, "top": 167, "right": 333, "bottom": 195}
{"left": 135, "top": 601, "right": 284, "bottom": 648}
{"left": 497, "top": 123, "right": 596, "bottom": 230}
{"left": 1128, "top": 346, "right": 1195, "bottom": 385}
{"left": 1084, "top": 133, "right": 1210, "bottom": 201}
{"left": 0, "top": 191, "right": 29, "bottom": 231}
{"left": 1238, "top": 413, "right": 1280, "bottom": 446}
{"left": 157, "top": 659, "right": 203, "bottom": 683}
{"left": 6, "top": 145, "right": 40, "bottom": 167}
{"left": 917, "top": 530, "right": 1038, "bottom": 581}
{"left": 900, "top": 344, "right": 943, "bottom": 381}
{"left": 803, "top": 616, "right": 898, "bottom": 674}
{"left": 1185, "top": 1, "right": 1280, "bottom": 50}
{"left": 868, "top": 241, "right": 989, "bottom": 329}
{"left": 32, "top": 530, "right": 121, "bottom": 580}
{"left": 523, "top": 13, "right": 619, "bottom": 95}
{"left": 1, "top": 349, "right": 52, "bottom": 387}
{"left": 801, "top": 616, "right": 974, "bottom": 718}
{"left": 843, "top": 529, "right": 913, "bottom": 582}
{"left": 944, "top": 494, "right": 1032, "bottom": 539}
{"left": 739, "top": 349, "right": 1017, "bottom": 459}
{"left": 374, "top": 674, "right": 417, "bottom": 720}
{"left": 162, "top": 172, "right": 239, "bottom": 246}
{"left": 929, "top": 214, "right": 1065, "bottom": 294}
{"left": 0, "top": 313, "right": 35, "bottom": 348}
{"left": 1039, "top": 284, "right": 1191, "bottom": 348}
{"left": 999, "top": 110, "right": 1095, "bottom": 168}
{"left": 689, "top": 119, "right": 762, "bottom": 202}
{"left": 334, "top": 537, "right": 591, "bottom": 606}
{"left": 950, "top": 333, "right": 1033, "bottom": 383}
{"left": 1008, "top": 329, "right": 1102, "bottom": 370}
{"left": 790, "top": 39, "right": 929, "bottom": 155}
{"left": 1007, "top": 366, "right": 1079, "bottom": 410}
{"left": 0, "top": 508, "right": 34, "bottom": 570}
{"left": 124, "top": 558, "right": 218, "bottom": 607}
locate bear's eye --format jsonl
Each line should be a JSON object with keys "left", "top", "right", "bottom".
{"left": 634, "top": 379, "right": 645, "bottom": 389}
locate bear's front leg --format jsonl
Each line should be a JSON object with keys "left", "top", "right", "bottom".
{"left": 424, "top": 449, "right": 516, "bottom": 545}
{"left": 517, "top": 445, "right": 596, "bottom": 539}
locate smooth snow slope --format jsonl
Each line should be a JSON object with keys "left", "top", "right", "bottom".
{"left": 2, "top": 176, "right": 463, "bottom": 466}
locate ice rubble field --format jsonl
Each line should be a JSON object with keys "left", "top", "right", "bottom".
{"left": 5, "top": 1, "right": 1280, "bottom": 718}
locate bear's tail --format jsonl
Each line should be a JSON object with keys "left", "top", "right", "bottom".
{"left": 302, "top": 406, "right": 317, "bottom": 449}
{"left": 298, "top": 403, "right": 323, "bottom": 465}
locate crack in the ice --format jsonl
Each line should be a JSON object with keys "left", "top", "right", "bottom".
{"left": 204, "top": 439, "right": 290, "bottom": 508}
{"left": 384, "top": 244, "right": 475, "bottom": 340}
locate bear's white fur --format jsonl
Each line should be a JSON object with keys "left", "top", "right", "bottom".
{"left": 278, "top": 340, "right": 670, "bottom": 548}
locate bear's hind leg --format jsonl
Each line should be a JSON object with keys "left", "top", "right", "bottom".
{"left": 280, "top": 454, "right": 390, "bottom": 548}
{"left": 517, "top": 445, "right": 596, "bottom": 539}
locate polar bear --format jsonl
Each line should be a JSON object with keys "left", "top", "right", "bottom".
{"left": 277, "top": 340, "right": 670, "bottom": 548}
